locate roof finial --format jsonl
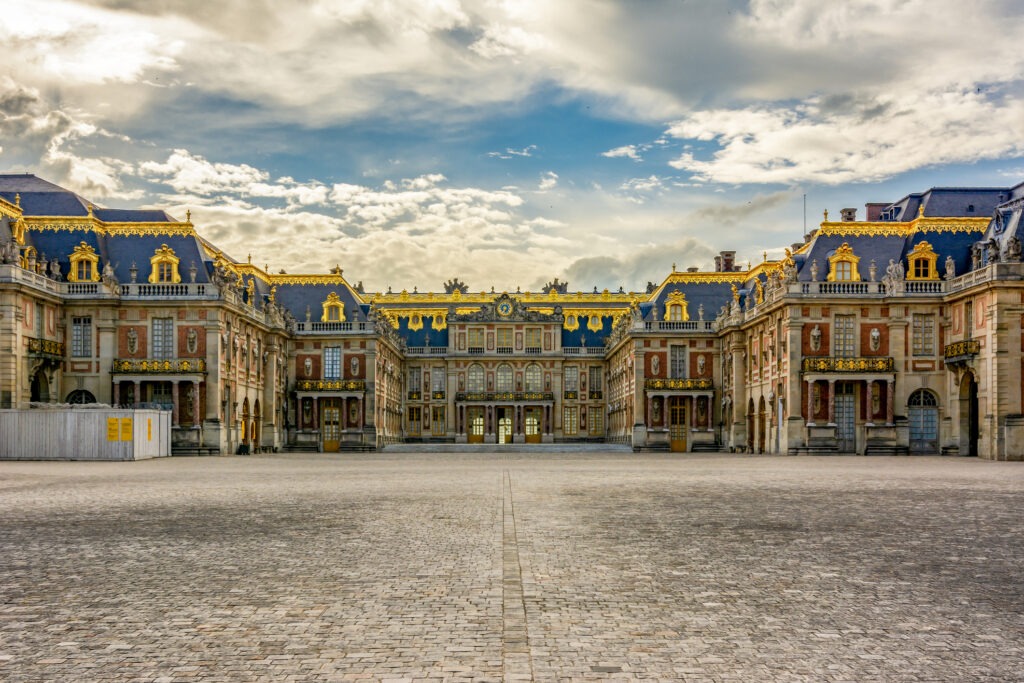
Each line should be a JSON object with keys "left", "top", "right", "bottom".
{"left": 823, "top": 209, "right": 829, "bottom": 221}
{"left": 186, "top": 209, "right": 191, "bottom": 223}
{"left": 87, "top": 204, "right": 94, "bottom": 217}
{"left": 918, "top": 205, "right": 925, "bottom": 217}
{"left": 247, "top": 253, "right": 252, "bottom": 264}
{"left": 672, "top": 262, "right": 677, "bottom": 271}
{"left": 14, "top": 193, "right": 20, "bottom": 208}
{"left": 763, "top": 251, "right": 767, "bottom": 262}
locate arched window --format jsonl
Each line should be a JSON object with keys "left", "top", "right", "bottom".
{"left": 65, "top": 389, "right": 96, "bottom": 405}
{"left": 525, "top": 364, "right": 543, "bottom": 392}
{"left": 663, "top": 290, "right": 689, "bottom": 321}
{"left": 467, "top": 364, "right": 485, "bottom": 392}
{"left": 148, "top": 244, "right": 181, "bottom": 283}
{"left": 321, "top": 292, "right": 345, "bottom": 322}
{"left": 495, "top": 364, "right": 514, "bottom": 392}
{"left": 827, "top": 242, "right": 861, "bottom": 282}
{"left": 68, "top": 242, "right": 100, "bottom": 282}
{"left": 906, "top": 241, "right": 939, "bottom": 280}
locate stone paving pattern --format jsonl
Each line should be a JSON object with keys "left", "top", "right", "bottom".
{"left": 1, "top": 453, "right": 1023, "bottom": 681}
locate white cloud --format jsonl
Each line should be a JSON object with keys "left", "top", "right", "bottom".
{"left": 602, "top": 145, "right": 642, "bottom": 161}
{"left": 488, "top": 145, "right": 537, "bottom": 159}
{"left": 538, "top": 171, "right": 558, "bottom": 191}
{"left": 667, "top": 88, "right": 1024, "bottom": 185}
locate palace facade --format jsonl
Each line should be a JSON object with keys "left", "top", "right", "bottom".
{"left": 2, "top": 173, "right": 1023, "bottom": 459}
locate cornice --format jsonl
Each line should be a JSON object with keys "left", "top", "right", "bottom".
{"left": 816, "top": 216, "right": 989, "bottom": 237}
{"left": 24, "top": 215, "right": 197, "bottom": 237}
{"left": 0, "top": 196, "right": 22, "bottom": 220}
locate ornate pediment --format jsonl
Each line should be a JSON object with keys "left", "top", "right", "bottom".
{"left": 447, "top": 294, "right": 564, "bottom": 323}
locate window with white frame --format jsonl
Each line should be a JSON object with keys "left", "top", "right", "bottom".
{"left": 71, "top": 316, "right": 92, "bottom": 357}
{"left": 563, "top": 406, "right": 578, "bottom": 435}
{"left": 323, "top": 347, "right": 341, "bottom": 380}
{"left": 912, "top": 314, "right": 935, "bottom": 356}
{"left": 670, "top": 346, "right": 687, "bottom": 378}
{"left": 432, "top": 367, "right": 445, "bottom": 393}
{"left": 496, "top": 364, "right": 513, "bottom": 392}
{"left": 525, "top": 364, "right": 543, "bottom": 392}
{"left": 467, "top": 364, "right": 485, "bottom": 392}
{"left": 589, "top": 366, "right": 602, "bottom": 392}
{"left": 151, "top": 318, "right": 174, "bottom": 358}
{"left": 834, "top": 315, "right": 855, "bottom": 357}
{"left": 564, "top": 366, "right": 578, "bottom": 392}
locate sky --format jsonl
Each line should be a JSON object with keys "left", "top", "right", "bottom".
{"left": 2, "top": 0, "right": 1023, "bottom": 293}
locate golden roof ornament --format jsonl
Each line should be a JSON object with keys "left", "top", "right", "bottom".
{"left": 14, "top": 193, "right": 20, "bottom": 208}
{"left": 823, "top": 209, "right": 829, "bottom": 221}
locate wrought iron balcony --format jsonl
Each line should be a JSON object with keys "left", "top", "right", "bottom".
{"left": 297, "top": 379, "right": 366, "bottom": 391}
{"left": 944, "top": 339, "right": 980, "bottom": 364}
{"left": 589, "top": 390, "right": 603, "bottom": 400}
{"left": 112, "top": 358, "right": 206, "bottom": 373}
{"left": 27, "top": 337, "right": 65, "bottom": 358}
{"left": 644, "top": 378, "right": 713, "bottom": 391}
{"left": 455, "top": 391, "right": 554, "bottom": 402}
{"left": 408, "top": 390, "right": 422, "bottom": 400}
{"left": 432, "top": 391, "right": 446, "bottom": 400}
{"left": 564, "top": 390, "right": 578, "bottom": 400}
{"left": 801, "top": 356, "right": 895, "bottom": 373}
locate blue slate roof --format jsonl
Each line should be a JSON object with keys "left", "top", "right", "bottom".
{"left": 95, "top": 208, "right": 176, "bottom": 222}
{"left": 648, "top": 282, "right": 735, "bottom": 321}
{"left": 273, "top": 283, "right": 366, "bottom": 322}
{"left": 882, "top": 188, "right": 1009, "bottom": 221}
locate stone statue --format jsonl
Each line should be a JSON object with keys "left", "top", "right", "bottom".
{"left": 651, "top": 354, "right": 660, "bottom": 376}
{"left": 697, "top": 354, "right": 706, "bottom": 375}
{"left": 870, "top": 327, "right": 881, "bottom": 352}
{"left": 102, "top": 261, "right": 117, "bottom": 285}
{"left": 187, "top": 328, "right": 198, "bottom": 354}
{"left": 944, "top": 255, "right": 956, "bottom": 279}
{"left": 127, "top": 328, "right": 138, "bottom": 354}
{"left": 1006, "top": 236, "right": 1022, "bottom": 262}
{"left": 971, "top": 245, "right": 982, "bottom": 271}
{"left": 49, "top": 258, "right": 62, "bottom": 280}
{"left": 810, "top": 259, "right": 819, "bottom": 282}
{"left": 697, "top": 303, "right": 704, "bottom": 321}
{"left": 731, "top": 284, "right": 740, "bottom": 303}
{"left": 987, "top": 238, "right": 1000, "bottom": 263}
{"left": 754, "top": 278, "right": 764, "bottom": 304}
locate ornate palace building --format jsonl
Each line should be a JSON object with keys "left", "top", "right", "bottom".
{"left": 2, "top": 173, "right": 1023, "bottom": 459}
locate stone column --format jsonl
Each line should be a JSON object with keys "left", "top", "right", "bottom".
{"left": 646, "top": 395, "right": 653, "bottom": 427}
{"left": 827, "top": 379, "right": 836, "bottom": 425}
{"left": 112, "top": 381, "right": 120, "bottom": 408}
{"left": 133, "top": 380, "right": 140, "bottom": 407}
{"left": 886, "top": 379, "right": 895, "bottom": 426}
{"left": 171, "top": 381, "right": 180, "bottom": 427}
{"left": 312, "top": 398, "right": 319, "bottom": 431}
{"left": 806, "top": 379, "right": 815, "bottom": 426}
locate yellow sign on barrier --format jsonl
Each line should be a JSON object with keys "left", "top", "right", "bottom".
{"left": 147, "top": 418, "right": 152, "bottom": 441}
{"left": 119, "top": 418, "right": 133, "bottom": 441}
{"left": 106, "top": 417, "right": 119, "bottom": 442}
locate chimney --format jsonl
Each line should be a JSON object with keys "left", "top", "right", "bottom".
{"left": 717, "top": 250, "right": 736, "bottom": 272}
{"left": 686, "top": 266, "right": 699, "bottom": 273}
{"left": 840, "top": 207, "right": 857, "bottom": 222}
{"left": 865, "top": 203, "right": 887, "bottom": 221}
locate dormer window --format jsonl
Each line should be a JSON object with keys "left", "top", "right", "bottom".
{"left": 826, "top": 242, "right": 861, "bottom": 282}
{"left": 148, "top": 244, "right": 181, "bottom": 283}
{"left": 663, "top": 290, "right": 690, "bottom": 321}
{"left": 321, "top": 292, "right": 345, "bottom": 322}
{"left": 906, "top": 241, "right": 939, "bottom": 281}
{"left": 68, "top": 242, "right": 100, "bottom": 283}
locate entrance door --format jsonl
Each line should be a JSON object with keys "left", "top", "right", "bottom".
{"left": 497, "top": 408, "right": 513, "bottom": 444}
{"left": 960, "top": 374, "right": 979, "bottom": 456}
{"left": 525, "top": 407, "right": 541, "bottom": 444}
{"left": 835, "top": 383, "right": 856, "bottom": 452}
{"left": 322, "top": 399, "right": 341, "bottom": 452}
{"left": 669, "top": 398, "right": 687, "bottom": 452}
{"left": 908, "top": 389, "right": 939, "bottom": 453}
{"left": 468, "top": 407, "right": 485, "bottom": 444}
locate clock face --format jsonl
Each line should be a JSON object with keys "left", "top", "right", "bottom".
{"left": 497, "top": 301, "right": 513, "bottom": 316}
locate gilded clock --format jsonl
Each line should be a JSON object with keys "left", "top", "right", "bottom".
{"left": 497, "top": 301, "right": 513, "bottom": 317}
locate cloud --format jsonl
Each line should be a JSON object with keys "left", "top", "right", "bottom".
{"left": 667, "top": 88, "right": 1024, "bottom": 185}
{"left": 538, "top": 171, "right": 558, "bottom": 191}
{"left": 602, "top": 145, "right": 642, "bottom": 161}
{"left": 488, "top": 145, "right": 537, "bottom": 159}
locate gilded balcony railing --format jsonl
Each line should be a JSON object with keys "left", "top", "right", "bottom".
{"left": 644, "top": 378, "right": 714, "bottom": 390}
{"left": 801, "top": 357, "right": 895, "bottom": 373}
{"left": 27, "top": 337, "right": 65, "bottom": 357}
{"left": 112, "top": 358, "right": 206, "bottom": 373}
{"left": 455, "top": 391, "right": 554, "bottom": 402}
{"left": 297, "top": 380, "right": 366, "bottom": 391}
{"left": 943, "top": 339, "right": 980, "bottom": 362}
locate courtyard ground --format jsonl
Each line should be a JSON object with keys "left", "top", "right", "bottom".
{"left": 1, "top": 453, "right": 1022, "bottom": 682}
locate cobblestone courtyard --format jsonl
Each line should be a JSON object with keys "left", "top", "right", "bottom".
{"left": 1, "top": 453, "right": 1023, "bottom": 682}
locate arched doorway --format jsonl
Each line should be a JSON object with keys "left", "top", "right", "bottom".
{"left": 959, "top": 373, "right": 979, "bottom": 456}
{"left": 30, "top": 370, "right": 49, "bottom": 403}
{"left": 908, "top": 389, "right": 939, "bottom": 454}
{"left": 66, "top": 389, "right": 96, "bottom": 405}
{"left": 757, "top": 396, "right": 767, "bottom": 454}
{"left": 241, "top": 397, "right": 250, "bottom": 446}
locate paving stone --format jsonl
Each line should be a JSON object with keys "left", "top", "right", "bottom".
{"left": 0, "top": 453, "right": 1022, "bottom": 680}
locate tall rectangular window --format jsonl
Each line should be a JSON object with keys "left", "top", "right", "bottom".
{"left": 151, "top": 318, "right": 174, "bottom": 358}
{"left": 589, "top": 410, "right": 603, "bottom": 435}
{"left": 834, "top": 315, "right": 855, "bottom": 357}
{"left": 71, "top": 316, "right": 92, "bottom": 357}
{"left": 912, "top": 314, "right": 935, "bottom": 356}
{"left": 468, "top": 327, "right": 484, "bottom": 350}
{"left": 496, "top": 328, "right": 513, "bottom": 351}
{"left": 432, "top": 367, "right": 446, "bottom": 393}
{"left": 35, "top": 303, "right": 44, "bottom": 337}
{"left": 589, "top": 366, "right": 602, "bottom": 392}
{"left": 408, "top": 367, "right": 422, "bottom": 393}
{"left": 564, "top": 366, "right": 578, "bottom": 392}
{"left": 525, "top": 327, "right": 541, "bottom": 351}
{"left": 965, "top": 301, "right": 974, "bottom": 338}
{"left": 323, "top": 347, "right": 341, "bottom": 380}
{"left": 670, "top": 346, "right": 687, "bottom": 378}
{"left": 563, "top": 406, "right": 578, "bottom": 435}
